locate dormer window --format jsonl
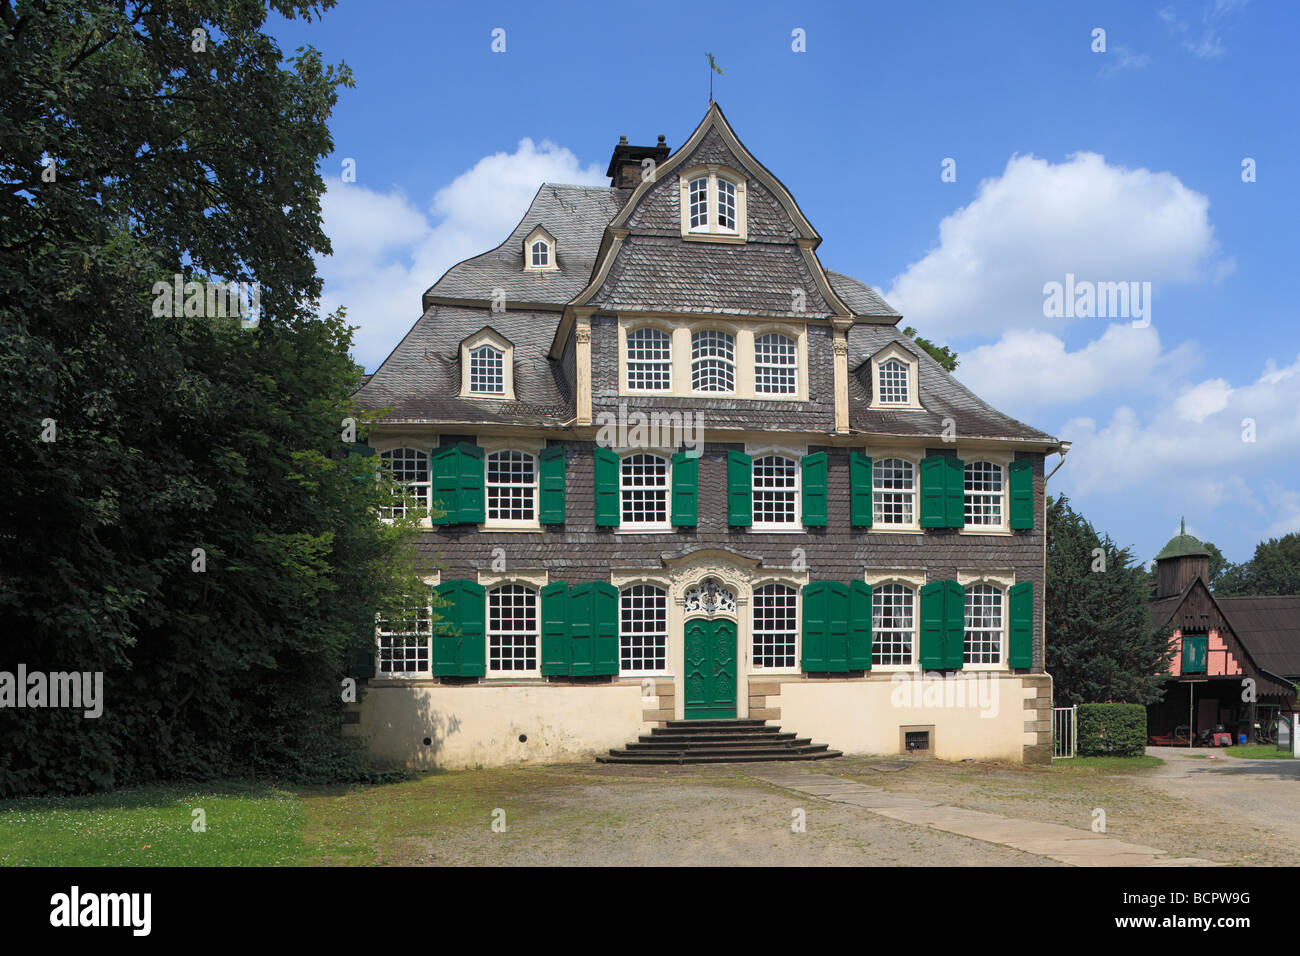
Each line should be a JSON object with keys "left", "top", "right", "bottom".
{"left": 868, "top": 343, "right": 922, "bottom": 411}
{"left": 679, "top": 166, "right": 746, "bottom": 241}
{"left": 523, "top": 225, "right": 557, "bottom": 271}
{"left": 460, "top": 328, "right": 515, "bottom": 399}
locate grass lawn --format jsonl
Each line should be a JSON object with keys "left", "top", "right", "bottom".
{"left": 1050, "top": 755, "right": 1164, "bottom": 772}
{"left": 1222, "top": 744, "right": 1296, "bottom": 759}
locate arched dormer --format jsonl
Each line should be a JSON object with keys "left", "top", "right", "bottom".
{"left": 868, "top": 341, "right": 922, "bottom": 411}
{"left": 460, "top": 327, "right": 515, "bottom": 399}
{"left": 523, "top": 225, "right": 558, "bottom": 271}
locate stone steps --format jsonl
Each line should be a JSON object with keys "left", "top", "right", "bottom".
{"left": 597, "top": 718, "right": 841, "bottom": 764}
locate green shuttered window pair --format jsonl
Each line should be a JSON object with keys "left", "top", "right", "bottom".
{"left": 540, "top": 581, "right": 619, "bottom": 676}
{"left": 595, "top": 449, "right": 700, "bottom": 527}
{"left": 917, "top": 455, "right": 1035, "bottom": 530}
{"left": 728, "top": 451, "right": 827, "bottom": 527}
{"left": 433, "top": 443, "right": 567, "bottom": 525}
{"left": 916, "top": 579, "right": 1034, "bottom": 670}
{"left": 800, "top": 580, "right": 872, "bottom": 672}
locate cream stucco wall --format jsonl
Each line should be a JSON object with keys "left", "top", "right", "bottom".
{"left": 356, "top": 680, "right": 653, "bottom": 769}
{"left": 774, "top": 674, "right": 1038, "bottom": 762}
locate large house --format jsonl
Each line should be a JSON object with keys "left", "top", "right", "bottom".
{"left": 350, "top": 104, "right": 1068, "bottom": 768}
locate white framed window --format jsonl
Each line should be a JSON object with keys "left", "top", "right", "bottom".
{"left": 754, "top": 333, "right": 797, "bottom": 394}
{"left": 626, "top": 327, "right": 672, "bottom": 391}
{"left": 486, "top": 450, "right": 536, "bottom": 523}
{"left": 530, "top": 240, "right": 549, "bottom": 268}
{"left": 620, "top": 584, "right": 668, "bottom": 673}
{"left": 487, "top": 584, "right": 539, "bottom": 675}
{"left": 469, "top": 345, "right": 504, "bottom": 394}
{"left": 620, "top": 453, "right": 670, "bottom": 529}
{"left": 691, "top": 329, "right": 735, "bottom": 393}
{"left": 680, "top": 167, "right": 747, "bottom": 240}
{"left": 872, "top": 457, "right": 916, "bottom": 527}
{"left": 379, "top": 447, "right": 429, "bottom": 519}
{"left": 688, "top": 177, "right": 709, "bottom": 230}
{"left": 964, "top": 584, "right": 1004, "bottom": 665}
{"left": 752, "top": 583, "right": 798, "bottom": 669}
{"left": 376, "top": 598, "right": 432, "bottom": 676}
{"left": 872, "top": 583, "right": 916, "bottom": 667}
{"left": 752, "top": 455, "right": 799, "bottom": 528}
{"left": 964, "top": 461, "right": 1005, "bottom": 527}
{"left": 878, "top": 359, "right": 909, "bottom": 404}
{"left": 716, "top": 178, "right": 737, "bottom": 232}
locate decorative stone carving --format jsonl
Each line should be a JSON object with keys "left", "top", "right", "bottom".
{"left": 683, "top": 576, "right": 737, "bottom": 616}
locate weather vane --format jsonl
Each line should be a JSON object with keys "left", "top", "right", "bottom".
{"left": 706, "top": 52, "right": 724, "bottom": 103}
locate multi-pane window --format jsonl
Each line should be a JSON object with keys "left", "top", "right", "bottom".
{"left": 689, "top": 177, "right": 709, "bottom": 230}
{"left": 964, "top": 584, "right": 1003, "bottom": 665}
{"left": 486, "top": 450, "right": 536, "bottom": 522}
{"left": 716, "top": 178, "right": 737, "bottom": 231}
{"left": 752, "top": 455, "right": 798, "bottom": 527}
{"left": 469, "top": 345, "right": 504, "bottom": 394}
{"left": 620, "top": 454, "right": 670, "bottom": 527}
{"left": 488, "top": 584, "right": 538, "bottom": 674}
{"left": 878, "top": 359, "right": 909, "bottom": 404}
{"left": 872, "top": 458, "right": 916, "bottom": 527}
{"left": 872, "top": 583, "right": 915, "bottom": 667}
{"left": 380, "top": 448, "right": 429, "bottom": 518}
{"left": 964, "top": 461, "right": 1004, "bottom": 526}
{"left": 530, "top": 240, "right": 549, "bottom": 267}
{"left": 754, "top": 333, "right": 797, "bottom": 394}
{"left": 691, "top": 329, "right": 735, "bottom": 392}
{"left": 620, "top": 584, "right": 667, "bottom": 672}
{"left": 376, "top": 598, "right": 432, "bottom": 675}
{"left": 753, "top": 584, "right": 798, "bottom": 668}
{"left": 626, "top": 327, "right": 672, "bottom": 391}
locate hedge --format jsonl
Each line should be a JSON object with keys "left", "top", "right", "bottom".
{"left": 1077, "top": 703, "right": 1147, "bottom": 757}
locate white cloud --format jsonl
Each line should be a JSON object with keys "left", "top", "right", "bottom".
{"left": 317, "top": 138, "right": 606, "bottom": 369}
{"left": 1059, "top": 352, "right": 1300, "bottom": 496}
{"left": 955, "top": 323, "right": 1192, "bottom": 408}
{"left": 1160, "top": 0, "right": 1249, "bottom": 59}
{"left": 885, "top": 152, "right": 1220, "bottom": 340}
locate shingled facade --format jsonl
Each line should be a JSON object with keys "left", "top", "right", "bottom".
{"left": 352, "top": 104, "right": 1067, "bottom": 768}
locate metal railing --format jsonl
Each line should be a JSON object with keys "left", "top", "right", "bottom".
{"left": 1053, "top": 704, "right": 1077, "bottom": 758}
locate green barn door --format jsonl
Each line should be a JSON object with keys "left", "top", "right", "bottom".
{"left": 683, "top": 618, "right": 737, "bottom": 719}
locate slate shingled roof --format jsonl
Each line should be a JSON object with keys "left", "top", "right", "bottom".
{"left": 847, "top": 324, "right": 1058, "bottom": 442}
{"left": 423, "top": 184, "right": 624, "bottom": 308}
{"left": 825, "top": 269, "right": 901, "bottom": 319}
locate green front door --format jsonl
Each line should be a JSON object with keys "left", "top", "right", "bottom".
{"left": 684, "top": 617, "right": 737, "bottom": 719}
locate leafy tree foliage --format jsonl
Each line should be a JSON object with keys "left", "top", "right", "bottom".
{"left": 0, "top": 1, "right": 421, "bottom": 794}
{"left": 1215, "top": 533, "right": 1300, "bottom": 596}
{"left": 903, "top": 325, "right": 958, "bottom": 371}
{"left": 1046, "top": 496, "right": 1173, "bottom": 706}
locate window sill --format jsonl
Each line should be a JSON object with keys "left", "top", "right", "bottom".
{"left": 480, "top": 522, "right": 543, "bottom": 533}
{"left": 749, "top": 525, "right": 804, "bottom": 534}
{"left": 869, "top": 525, "right": 923, "bottom": 534}
{"left": 682, "top": 232, "right": 745, "bottom": 244}
{"left": 958, "top": 527, "right": 1014, "bottom": 537}
{"left": 616, "top": 525, "right": 674, "bottom": 534}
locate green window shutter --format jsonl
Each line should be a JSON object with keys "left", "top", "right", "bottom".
{"left": 540, "top": 581, "right": 570, "bottom": 675}
{"left": 568, "top": 581, "right": 595, "bottom": 676}
{"left": 801, "top": 452, "right": 828, "bottom": 527}
{"left": 919, "top": 581, "right": 945, "bottom": 669}
{"left": 1182, "top": 634, "right": 1208, "bottom": 674}
{"left": 1008, "top": 458, "right": 1034, "bottom": 530}
{"left": 825, "top": 581, "right": 849, "bottom": 673}
{"left": 943, "top": 579, "right": 965, "bottom": 669}
{"left": 727, "top": 451, "right": 752, "bottom": 527}
{"left": 945, "top": 456, "right": 965, "bottom": 528}
{"left": 347, "top": 442, "right": 376, "bottom": 457}
{"left": 538, "top": 445, "right": 566, "bottom": 525}
{"left": 919, "top": 456, "right": 947, "bottom": 528}
{"left": 593, "top": 448, "right": 619, "bottom": 527}
{"left": 850, "top": 453, "right": 873, "bottom": 527}
{"left": 455, "top": 443, "right": 484, "bottom": 524}
{"left": 847, "top": 580, "right": 873, "bottom": 670}
{"left": 1007, "top": 580, "right": 1033, "bottom": 668}
{"left": 433, "top": 579, "right": 485, "bottom": 677}
{"left": 800, "top": 582, "right": 829, "bottom": 672}
{"left": 671, "top": 451, "right": 699, "bottom": 527}
{"left": 591, "top": 581, "right": 619, "bottom": 676}
{"left": 430, "top": 445, "right": 459, "bottom": 525}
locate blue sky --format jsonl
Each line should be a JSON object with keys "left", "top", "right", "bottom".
{"left": 272, "top": 0, "right": 1299, "bottom": 566}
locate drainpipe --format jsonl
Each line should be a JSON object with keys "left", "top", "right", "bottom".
{"left": 1045, "top": 442, "right": 1071, "bottom": 482}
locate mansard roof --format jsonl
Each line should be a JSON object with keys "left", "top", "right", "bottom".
{"left": 847, "top": 325, "right": 1058, "bottom": 443}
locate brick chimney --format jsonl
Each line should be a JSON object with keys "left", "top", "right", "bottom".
{"left": 606, "top": 134, "right": 670, "bottom": 190}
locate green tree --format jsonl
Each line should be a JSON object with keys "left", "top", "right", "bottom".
{"left": 1046, "top": 496, "right": 1173, "bottom": 706}
{"left": 903, "top": 325, "right": 958, "bottom": 371}
{"left": 0, "top": 1, "right": 421, "bottom": 794}
{"left": 1215, "top": 533, "right": 1300, "bottom": 596}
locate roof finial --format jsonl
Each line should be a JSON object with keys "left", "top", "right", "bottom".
{"left": 1180, "top": 517, "right": 1186, "bottom": 537}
